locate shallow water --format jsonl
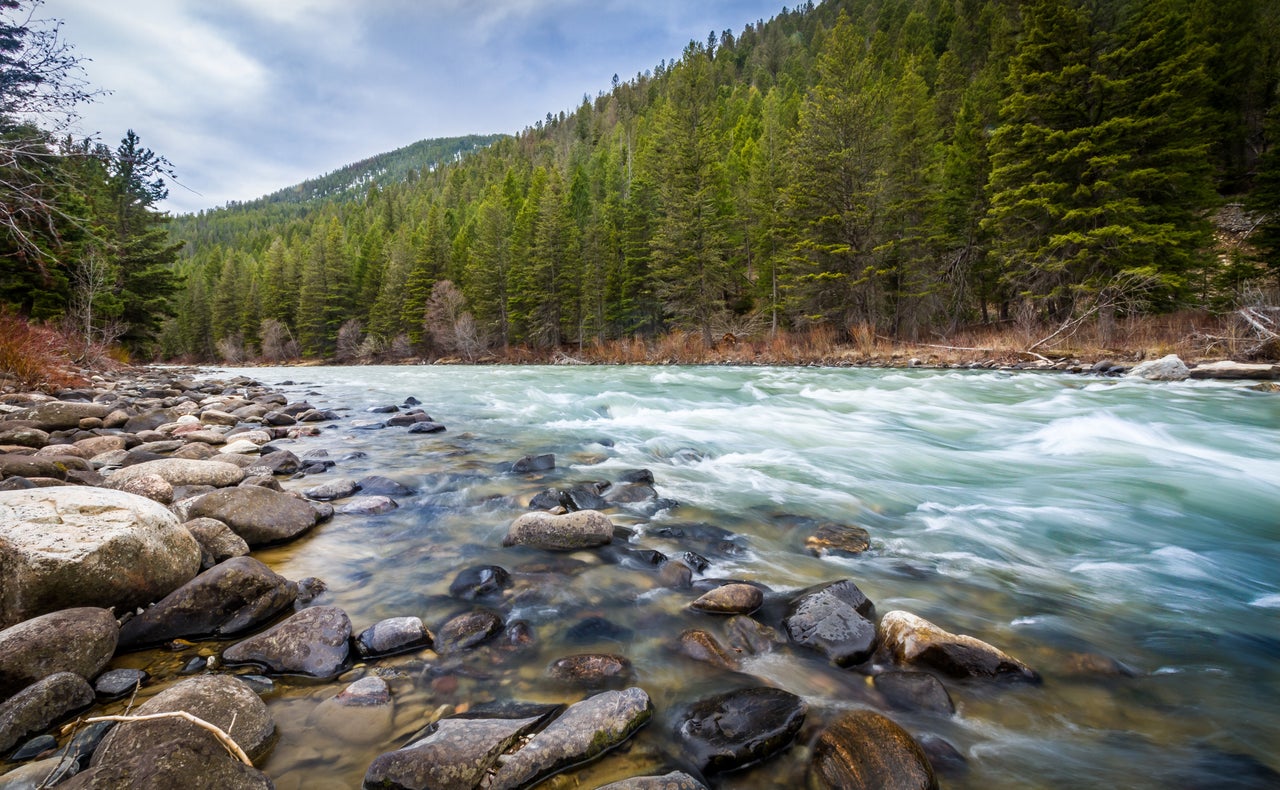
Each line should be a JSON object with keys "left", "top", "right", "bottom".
{"left": 132, "top": 365, "right": 1279, "bottom": 787}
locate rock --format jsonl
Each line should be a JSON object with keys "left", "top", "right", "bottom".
{"left": 488, "top": 688, "right": 653, "bottom": 789}
{"left": 364, "top": 714, "right": 545, "bottom": 790}
{"left": 805, "top": 522, "right": 873, "bottom": 556}
{"left": 114, "top": 473, "right": 173, "bottom": 504}
{"left": 70, "top": 676, "right": 274, "bottom": 789}
{"left": 724, "top": 615, "right": 784, "bottom": 656}
{"left": 23, "top": 402, "right": 110, "bottom": 431}
{"left": 0, "top": 672, "right": 94, "bottom": 754}
{"left": 690, "top": 583, "right": 764, "bottom": 615}
{"left": 594, "top": 771, "right": 708, "bottom": 790}
{"left": 677, "top": 687, "right": 806, "bottom": 774}
{"left": 106, "top": 458, "right": 244, "bottom": 489}
{"left": 93, "top": 668, "right": 148, "bottom": 701}
{"left": 74, "top": 435, "right": 127, "bottom": 458}
{"left": 502, "top": 509, "right": 614, "bottom": 551}
{"left": 0, "top": 428, "right": 49, "bottom": 449}
{"left": 512, "top": 453, "right": 555, "bottom": 473}
{"left": 677, "top": 629, "right": 738, "bottom": 670}
{"left": 0, "top": 488, "right": 201, "bottom": 628}
{"left": 873, "top": 671, "right": 955, "bottom": 715}
{"left": 565, "top": 616, "right": 632, "bottom": 645}
{"left": 304, "top": 478, "right": 360, "bottom": 501}
{"left": 355, "top": 616, "right": 434, "bottom": 659}
{"left": 565, "top": 484, "right": 609, "bottom": 511}
{"left": 659, "top": 560, "right": 693, "bottom": 589}
{"left": 406, "top": 421, "right": 446, "bottom": 434}
{"left": 1127, "top": 354, "right": 1190, "bottom": 381}
{"left": 10, "top": 733, "right": 57, "bottom": 761}
{"left": 547, "top": 653, "right": 633, "bottom": 686}
{"left": 336, "top": 495, "right": 398, "bottom": 515}
{"left": 807, "top": 709, "right": 938, "bottom": 790}
{"left": 118, "top": 556, "right": 298, "bottom": 650}
{"left": 0, "top": 608, "right": 118, "bottom": 699}
{"left": 0, "top": 754, "right": 80, "bottom": 787}
{"left": 879, "top": 611, "right": 1040, "bottom": 683}
{"left": 254, "top": 449, "right": 300, "bottom": 475}
{"left": 122, "top": 409, "right": 176, "bottom": 433}
{"left": 784, "top": 580, "right": 879, "bottom": 667}
{"left": 185, "top": 485, "right": 320, "bottom": 547}
{"left": 183, "top": 517, "right": 251, "bottom": 569}
{"left": 222, "top": 605, "right": 352, "bottom": 678}
{"left": 0, "top": 454, "right": 70, "bottom": 481}
{"left": 1188, "top": 360, "right": 1280, "bottom": 380}
{"left": 356, "top": 475, "right": 413, "bottom": 496}
{"left": 219, "top": 439, "right": 263, "bottom": 455}
{"left": 311, "top": 676, "right": 393, "bottom": 745}
{"left": 915, "top": 733, "right": 966, "bottom": 775}
{"left": 447, "top": 565, "right": 511, "bottom": 600}
{"left": 437, "top": 609, "right": 503, "bottom": 652}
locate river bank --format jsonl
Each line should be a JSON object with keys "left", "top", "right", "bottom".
{"left": 1, "top": 365, "right": 1278, "bottom": 788}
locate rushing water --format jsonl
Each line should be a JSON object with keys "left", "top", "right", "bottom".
{"left": 127, "top": 365, "right": 1279, "bottom": 788}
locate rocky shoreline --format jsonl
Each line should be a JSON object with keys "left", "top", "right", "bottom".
{"left": 0, "top": 365, "right": 1276, "bottom": 788}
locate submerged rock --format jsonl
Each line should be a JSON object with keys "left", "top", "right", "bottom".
{"left": 336, "top": 495, "right": 399, "bottom": 515}
{"left": 595, "top": 771, "right": 708, "bottom": 790}
{"left": 437, "top": 609, "right": 503, "bottom": 652}
{"left": 879, "top": 610, "right": 1040, "bottom": 683}
{"left": 784, "top": 580, "right": 879, "bottom": 667}
{"left": 678, "top": 629, "right": 738, "bottom": 670}
{"left": 546, "top": 653, "right": 633, "bottom": 687}
{"left": 488, "top": 687, "right": 653, "bottom": 789}
{"left": 690, "top": 583, "right": 764, "bottom": 615}
{"left": 805, "top": 522, "right": 873, "bottom": 556}
{"left": 677, "top": 687, "right": 806, "bottom": 774}
{"left": 512, "top": 453, "right": 555, "bottom": 473}
{"left": 222, "top": 605, "right": 352, "bottom": 678}
{"left": 311, "top": 676, "right": 394, "bottom": 745}
{"left": 873, "top": 671, "right": 955, "bottom": 715}
{"left": 448, "top": 565, "right": 511, "bottom": 600}
{"left": 807, "top": 709, "right": 938, "bottom": 790}
{"left": 502, "top": 509, "right": 614, "bottom": 551}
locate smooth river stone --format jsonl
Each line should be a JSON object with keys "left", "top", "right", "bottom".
{"left": 546, "top": 653, "right": 633, "bottom": 686}
{"left": 364, "top": 715, "right": 545, "bottom": 790}
{"left": 677, "top": 687, "right": 806, "bottom": 774}
{"left": 805, "top": 522, "right": 873, "bottom": 556}
{"left": 783, "top": 579, "right": 879, "bottom": 667}
{"left": 185, "top": 485, "right": 320, "bottom": 547}
{"left": 105, "top": 458, "right": 244, "bottom": 489}
{"left": 355, "top": 616, "right": 434, "bottom": 658}
{"left": 0, "top": 672, "right": 94, "bottom": 754}
{"left": 690, "top": 583, "right": 764, "bottom": 615}
{"left": 0, "top": 607, "right": 118, "bottom": 699}
{"left": 807, "top": 709, "right": 938, "bottom": 790}
{"left": 873, "top": 670, "right": 955, "bottom": 715}
{"left": 595, "top": 771, "right": 709, "bottom": 790}
{"left": 222, "top": 605, "right": 352, "bottom": 678}
{"left": 502, "top": 509, "right": 614, "bottom": 551}
{"left": 678, "top": 629, "right": 739, "bottom": 670}
{"left": 879, "top": 610, "right": 1040, "bottom": 683}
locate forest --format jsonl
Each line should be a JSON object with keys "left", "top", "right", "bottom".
{"left": 5, "top": 0, "right": 1280, "bottom": 364}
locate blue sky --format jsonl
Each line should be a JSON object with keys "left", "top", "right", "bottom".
{"left": 39, "top": 0, "right": 788, "bottom": 214}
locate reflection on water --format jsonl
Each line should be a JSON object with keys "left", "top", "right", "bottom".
{"left": 122, "top": 366, "right": 1279, "bottom": 788}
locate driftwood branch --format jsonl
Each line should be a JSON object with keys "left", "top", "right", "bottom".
{"left": 82, "top": 712, "right": 252, "bottom": 765}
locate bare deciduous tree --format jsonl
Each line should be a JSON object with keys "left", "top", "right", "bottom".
{"left": 259, "top": 318, "right": 297, "bottom": 362}
{"left": 425, "top": 280, "right": 485, "bottom": 360}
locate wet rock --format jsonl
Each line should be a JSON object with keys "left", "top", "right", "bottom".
{"left": 357, "top": 475, "right": 414, "bottom": 497}
{"left": 503, "top": 509, "right": 614, "bottom": 551}
{"left": 118, "top": 556, "right": 297, "bottom": 649}
{"left": 437, "top": 609, "right": 503, "bottom": 652}
{"left": 406, "top": 421, "right": 447, "bottom": 434}
{"left": 873, "top": 671, "right": 955, "bottom": 715}
{"left": 311, "top": 676, "right": 393, "bottom": 745}
{"left": 183, "top": 516, "right": 251, "bottom": 569}
{"left": 304, "top": 478, "right": 360, "bottom": 501}
{"left": 448, "top": 565, "right": 511, "bottom": 600}
{"left": 724, "top": 615, "right": 784, "bottom": 656}
{"left": 915, "top": 733, "right": 966, "bottom": 775}
{"left": 678, "top": 629, "right": 738, "bottom": 670}
{"left": 93, "top": 668, "right": 148, "bottom": 701}
{"left": 565, "top": 616, "right": 632, "bottom": 645}
{"left": 0, "top": 608, "right": 118, "bottom": 699}
{"left": 566, "top": 484, "right": 609, "bottom": 511}
{"left": 10, "top": 733, "right": 57, "bottom": 761}
{"left": 879, "top": 611, "right": 1040, "bottom": 683}
{"left": 1127, "top": 354, "right": 1190, "bottom": 381}
{"left": 805, "top": 522, "right": 873, "bottom": 556}
{"left": 254, "top": 449, "right": 301, "bottom": 474}
{"left": 0, "top": 488, "right": 201, "bottom": 628}
{"left": 56, "top": 718, "right": 112, "bottom": 768}
{"left": 504, "top": 620, "right": 535, "bottom": 649}
{"left": 547, "top": 653, "right": 633, "bottom": 686}
{"left": 690, "top": 583, "right": 764, "bottom": 615}
{"left": 337, "top": 495, "right": 398, "bottom": 515}
{"left": 186, "top": 485, "right": 320, "bottom": 547}
{"left": 489, "top": 687, "right": 653, "bottom": 789}
{"left": 364, "top": 714, "right": 545, "bottom": 790}
{"left": 0, "top": 672, "right": 94, "bottom": 754}
{"left": 784, "top": 580, "right": 879, "bottom": 667}
{"left": 595, "top": 771, "right": 708, "bottom": 790}
{"left": 659, "top": 560, "right": 694, "bottom": 589}
{"left": 355, "top": 617, "right": 434, "bottom": 659}
{"left": 529, "top": 488, "right": 568, "bottom": 510}
{"left": 677, "top": 687, "right": 806, "bottom": 774}
{"left": 807, "top": 709, "right": 938, "bottom": 790}
{"left": 69, "top": 676, "right": 274, "bottom": 790}
{"left": 512, "top": 453, "right": 555, "bottom": 473}
{"left": 105, "top": 458, "right": 244, "bottom": 489}
{"left": 222, "top": 605, "right": 352, "bottom": 678}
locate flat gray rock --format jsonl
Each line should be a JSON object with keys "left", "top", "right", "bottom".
{"left": 186, "top": 485, "right": 320, "bottom": 547}
{"left": 784, "top": 579, "right": 878, "bottom": 667}
{"left": 0, "top": 672, "right": 94, "bottom": 754}
{"left": 502, "top": 509, "right": 614, "bottom": 551}
{"left": 364, "top": 715, "right": 544, "bottom": 790}
{"left": 222, "top": 605, "right": 352, "bottom": 678}
{"left": 0, "top": 607, "right": 118, "bottom": 698}
{"left": 106, "top": 458, "right": 245, "bottom": 489}
{"left": 677, "top": 687, "right": 805, "bottom": 774}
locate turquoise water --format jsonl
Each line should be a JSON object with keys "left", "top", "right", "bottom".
{"left": 205, "top": 365, "right": 1279, "bottom": 788}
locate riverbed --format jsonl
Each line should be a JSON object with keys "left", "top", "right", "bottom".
{"left": 150, "top": 365, "right": 1280, "bottom": 788}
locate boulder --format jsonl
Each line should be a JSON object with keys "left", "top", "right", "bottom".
{"left": 595, "top": 772, "right": 708, "bottom": 790}
{"left": 0, "top": 488, "right": 201, "bottom": 628}
{"left": 113, "top": 473, "right": 173, "bottom": 504}
{"left": 1126, "top": 354, "right": 1190, "bottom": 381}
{"left": 677, "top": 687, "right": 806, "bottom": 774}
{"left": 488, "top": 688, "right": 653, "bottom": 789}
{"left": 0, "top": 454, "right": 70, "bottom": 481}
{"left": 0, "top": 608, "right": 118, "bottom": 699}
{"left": 784, "top": 580, "right": 879, "bottom": 667}
{"left": 183, "top": 517, "right": 251, "bottom": 568}
{"left": 0, "top": 672, "right": 94, "bottom": 754}
{"left": 336, "top": 495, "right": 398, "bottom": 515}
{"left": 24, "top": 402, "right": 110, "bottom": 431}
{"left": 807, "top": 709, "right": 938, "bottom": 790}
{"left": 879, "top": 610, "right": 1040, "bottom": 683}
{"left": 105, "top": 458, "right": 244, "bottom": 489}
{"left": 222, "top": 605, "right": 352, "bottom": 678}
{"left": 0, "top": 427, "right": 49, "bottom": 449}
{"left": 118, "top": 556, "right": 297, "bottom": 650}
{"left": 364, "top": 714, "right": 546, "bottom": 790}
{"left": 502, "top": 509, "right": 614, "bottom": 551}
{"left": 690, "top": 583, "right": 764, "bottom": 615}
{"left": 185, "top": 485, "right": 320, "bottom": 547}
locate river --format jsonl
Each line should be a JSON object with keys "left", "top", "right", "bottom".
{"left": 167, "top": 365, "right": 1279, "bottom": 788}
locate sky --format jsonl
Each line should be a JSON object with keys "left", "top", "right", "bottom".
{"left": 38, "top": 0, "right": 789, "bottom": 215}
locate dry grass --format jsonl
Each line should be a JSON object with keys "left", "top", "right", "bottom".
{"left": 0, "top": 309, "right": 89, "bottom": 391}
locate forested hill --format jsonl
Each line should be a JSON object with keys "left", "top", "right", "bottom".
{"left": 158, "top": 0, "right": 1280, "bottom": 363}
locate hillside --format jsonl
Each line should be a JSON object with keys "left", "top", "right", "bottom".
{"left": 155, "top": 0, "right": 1280, "bottom": 363}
